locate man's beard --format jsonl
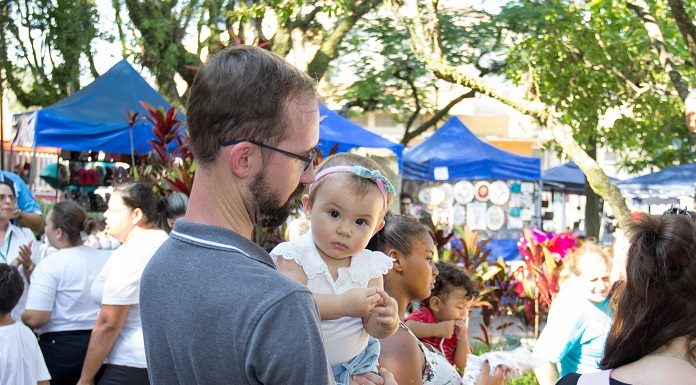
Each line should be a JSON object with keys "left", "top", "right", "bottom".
{"left": 250, "top": 175, "right": 305, "bottom": 228}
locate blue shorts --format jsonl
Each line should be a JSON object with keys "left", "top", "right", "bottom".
{"left": 331, "top": 337, "right": 380, "bottom": 385}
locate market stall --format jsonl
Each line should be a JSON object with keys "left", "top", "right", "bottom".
{"left": 318, "top": 104, "right": 403, "bottom": 167}
{"left": 617, "top": 162, "right": 696, "bottom": 211}
{"left": 403, "top": 117, "right": 542, "bottom": 261}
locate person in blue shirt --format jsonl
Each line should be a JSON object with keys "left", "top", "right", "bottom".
{"left": 0, "top": 171, "right": 44, "bottom": 233}
{"left": 533, "top": 241, "right": 613, "bottom": 385}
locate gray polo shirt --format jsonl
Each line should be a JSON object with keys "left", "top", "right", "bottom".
{"left": 140, "top": 220, "right": 329, "bottom": 384}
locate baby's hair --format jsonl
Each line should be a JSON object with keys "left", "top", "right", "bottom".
{"left": 367, "top": 214, "right": 429, "bottom": 256}
{"left": 307, "top": 153, "right": 394, "bottom": 212}
{"left": 0, "top": 264, "right": 23, "bottom": 315}
{"left": 422, "top": 262, "right": 477, "bottom": 307}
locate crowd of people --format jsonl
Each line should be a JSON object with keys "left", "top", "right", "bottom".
{"left": 0, "top": 44, "right": 694, "bottom": 385}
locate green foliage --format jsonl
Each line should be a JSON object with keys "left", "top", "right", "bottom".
{"left": 0, "top": 0, "right": 101, "bottom": 108}
{"left": 508, "top": 372, "right": 540, "bottom": 385}
{"left": 481, "top": 0, "right": 695, "bottom": 171}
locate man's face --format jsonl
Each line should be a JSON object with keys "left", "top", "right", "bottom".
{"left": 400, "top": 198, "right": 413, "bottom": 215}
{"left": 250, "top": 94, "right": 319, "bottom": 227}
{"left": 687, "top": 110, "right": 696, "bottom": 133}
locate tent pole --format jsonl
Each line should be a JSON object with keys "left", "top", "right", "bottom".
{"left": 0, "top": 74, "right": 4, "bottom": 171}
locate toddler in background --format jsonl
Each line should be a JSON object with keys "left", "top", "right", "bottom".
{"left": 0, "top": 264, "right": 50, "bottom": 385}
{"left": 271, "top": 153, "right": 399, "bottom": 385}
{"left": 405, "top": 262, "right": 477, "bottom": 372}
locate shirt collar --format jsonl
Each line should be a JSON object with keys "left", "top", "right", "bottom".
{"left": 170, "top": 219, "right": 275, "bottom": 269}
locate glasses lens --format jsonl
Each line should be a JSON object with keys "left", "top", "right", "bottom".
{"left": 0, "top": 194, "right": 15, "bottom": 202}
{"left": 303, "top": 149, "right": 318, "bottom": 171}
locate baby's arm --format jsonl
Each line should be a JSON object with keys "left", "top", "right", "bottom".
{"left": 315, "top": 288, "right": 380, "bottom": 320}
{"left": 454, "top": 320, "right": 470, "bottom": 372}
{"left": 404, "top": 319, "right": 456, "bottom": 339}
{"left": 363, "top": 276, "right": 398, "bottom": 338}
{"left": 275, "top": 256, "right": 309, "bottom": 286}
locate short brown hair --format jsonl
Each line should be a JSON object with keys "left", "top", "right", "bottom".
{"left": 186, "top": 45, "right": 316, "bottom": 166}
{"left": 50, "top": 201, "right": 88, "bottom": 245}
{"left": 307, "top": 153, "right": 394, "bottom": 212}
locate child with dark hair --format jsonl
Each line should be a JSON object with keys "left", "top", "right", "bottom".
{"left": 405, "top": 262, "right": 478, "bottom": 371}
{"left": 0, "top": 264, "right": 51, "bottom": 385}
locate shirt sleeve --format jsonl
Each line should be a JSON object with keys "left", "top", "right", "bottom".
{"left": 533, "top": 292, "right": 581, "bottom": 363}
{"left": 25, "top": 258, "right": 58, "bottom": 311}
{"left": 101, "top": 261, "right": 142, "bottom": 305}
{"left": 246, "top": 290, "right": 330, "bottom": 385}
{"left": 405, "top": 307, "right": 430, "bottom": 323}
{"left": 7, "top": 173, "right": 41, "bottom": 214}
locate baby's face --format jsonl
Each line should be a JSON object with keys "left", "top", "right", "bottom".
{"left": 433, "top": 287, "right": 473, "bottom": 322}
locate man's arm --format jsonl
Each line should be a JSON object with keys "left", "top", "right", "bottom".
{"left": 246, "top": 290, "right": 330, "bottom": 384}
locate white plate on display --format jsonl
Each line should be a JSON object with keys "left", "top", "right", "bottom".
{"left": 440, "top": 183, "right": 455, "bottom": 206}
{"left": 486, "top": 205, "right": 506, "bottom": 231}
{"left": 453, "top": 181, "right": 475, "bottom": 204}
{"left": 418, "top": 187, "right": 446, "bottom": 206}
{"left": 489, "top": 181, "right": 511, "bottom": 205}
{"left": 474, "top": 181, "right": 491, "bottom": 202}
{"left": 453, "top": 204, "right": 466, "bottom": 225}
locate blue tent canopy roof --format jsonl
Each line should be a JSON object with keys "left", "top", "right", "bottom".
{"left": 542, "top": 161, "right": 621, "bottom": 193}
{"left": 34, "top": 59, "right": 183, "bottom": 154}
{"left": 403, "top": 117, "right": 541, "bottom": 181}
{"left": 617, "top": 162, "right": 696, "bottom": 198}
{"left": 317, "top": 105, "right": 403, "bottom": 165}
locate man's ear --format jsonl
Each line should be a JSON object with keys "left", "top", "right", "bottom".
{"left": 227, "top": 142, "right": 258, "bottom": 178}
{"left": 130, "top": 208, "right": 145, "bottom": 226}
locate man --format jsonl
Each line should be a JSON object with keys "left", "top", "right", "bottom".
{"left": 139, "top": 45, "right": 330, "bottom": 384}
{"left": 0, "top": 171, "right": 44, "bottom": 233}
{"left": 399, "top": 192, "right": 413, "bottom": 216}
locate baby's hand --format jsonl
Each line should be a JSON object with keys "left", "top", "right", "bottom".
{"left": 371, "top": 288, "right": 398, "bottom": 330}
{"left": 454, "top": 320, "right": 468, "bottom": 342}
{"left": 437, "top": 320, "right": 456, "bottom": 339}
{"left": 341, "top": 288, "right": 381, "bottom": 317}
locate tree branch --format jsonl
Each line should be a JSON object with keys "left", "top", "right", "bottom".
{"left": 667, "top": 0, "right": 696, "bottom": 68}
{"left": 401, "top": 90, "right": 474, "bottom": 145}
{"left": 394, "top": 67, "right": 422, "bottom": 137}
{"left": 388, "top": 0, "right": 631, "bottom": 225}
{"left": 627, "top": 0, "right": 689, "bottom": 101}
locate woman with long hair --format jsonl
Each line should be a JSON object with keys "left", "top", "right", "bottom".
{"left": 558, "top": 211, "right": 696, "bottom": 385}
{"left": 77, "top": 183, "right": 168, "bottom": 385}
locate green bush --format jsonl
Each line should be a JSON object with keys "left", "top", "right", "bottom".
{"left": 508, "top": 372, "right": 539, "bottom": 385}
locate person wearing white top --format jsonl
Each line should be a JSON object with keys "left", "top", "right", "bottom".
{"left": 0, "top": 264, "right": 51, "bottom": 385}
{"left": 78, "top": 183, "right": 168, "bottom": 385}
{"left": 271, "top": 154, "right": 399, "bottom": 385}
{"left": 23, "top": 201, "right": 110, "bottom": 385}
{"left": 0, "top": 179, "right": 42, "bottom": 322}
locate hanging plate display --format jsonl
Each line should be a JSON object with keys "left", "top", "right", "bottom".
{"left": 489, "top": 181, "right": 511, "bottom": 206}
{"left": 453, "top": 181, "right": 475, "bottom": 204}
{"left": 474, "top": 181, "right": 491, "bottom": 202}
{"left": 440, "top": 183, "right": 455, "bottom": 206}
{"left": 418, "top": 187, "right": 446, "bottom": 206}
{"left": 453, "top": 204, "right": 466, "bottom": 225}
{"left": 486, "top": 205, "right": 505, "bottom": 231}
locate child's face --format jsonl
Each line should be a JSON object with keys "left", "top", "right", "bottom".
{"left": 304, "top": 174, "right": 385, "bottom": 265}
{"left": 431, "top": 287, "right": 473, "bottom": 322}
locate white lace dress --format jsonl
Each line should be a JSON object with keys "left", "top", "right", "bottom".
{"left": 270, "top": 231, "right": 394, "bottom": 366}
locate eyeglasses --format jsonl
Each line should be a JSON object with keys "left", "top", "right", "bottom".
{"left": 0, "top": 194, "right": 16, "bottom": 202}
{"left": 220, "top": 138, "right": 317, "bottom": 172}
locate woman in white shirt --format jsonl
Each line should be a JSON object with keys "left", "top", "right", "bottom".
{"left": 77, "top": 182, "right": 169, "bottom": 385}
{"left": 0, "top": 179, "right": 41, "bottom": 321}
{"left": 22, "top": 201, "right": 109, "bottom": 385}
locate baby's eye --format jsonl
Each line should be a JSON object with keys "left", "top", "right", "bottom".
{"left": 328, "top": 210, "right": 340, "bottom": 218}
{"left": 356, "top": 218, "right": 369, "bottom": 226}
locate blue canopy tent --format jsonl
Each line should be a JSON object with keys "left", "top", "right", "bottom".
{"left": 542, "top": 161, "right": 620, "bottom": 194}
{"left": 31, "top": 59, "right": 183, "bottom": 154}
{"left": 618, "top": 163, "right": 696, "bottom": 200}
{"left": 318, "top": 104, "right": 403, "bottom": 167}
{"left": 403, "top": 117, "right": 541, "bottom": 261}
{"left": 403, "top": 117, "right": 541, "bottom": 181}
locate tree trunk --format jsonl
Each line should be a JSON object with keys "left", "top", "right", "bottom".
{"left": 583, "top": 139, "right": 601, "bottom": 240}
{"left": 667, "top": 0, "right": 696, "bottom": 69}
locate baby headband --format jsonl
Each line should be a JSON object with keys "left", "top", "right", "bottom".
{"left": 308, "top": 165, "right": 395, "bottom": 211}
